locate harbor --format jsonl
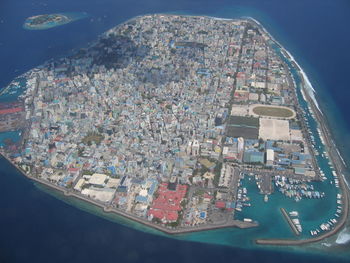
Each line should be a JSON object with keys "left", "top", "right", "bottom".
{"left": 252, "top": 18, "right": 350, "bottom": 245}
{"left": 0, "top": 13, "right": 348, "bottom": 249}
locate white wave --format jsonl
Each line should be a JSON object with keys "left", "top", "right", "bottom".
{"left": 336, "top": 148, "right": 347, "bottom": 168}
{"left": 342, "top": 173, "right": 350, "bottom": 191}
{"left": 243, "top": 17, "right": 279, "bottom": 44}
{"left": 336, "top": 227, "right": 350, "bottom": 244}
{"left": 245, "top": 17, "right": 322, "bottom": 114}
{"left": 299, "top": 83, "right": 308, "bottom": 103}
{"left": 245, "top": 17, "right": 261, "bottom": 26}
{"left": 210, "top": 17, "right": 234, "bottom": 21}
{"left": 321, "top": 242, "right": 332, "bottom": 247}
{"left": 282, "top": 49, "right": 322, "bottom": 114}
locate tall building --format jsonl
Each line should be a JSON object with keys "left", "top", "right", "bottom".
{"left": 192, "top": 140, "right": 200, "bottom": 156}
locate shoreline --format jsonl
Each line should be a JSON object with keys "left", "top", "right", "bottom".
{"left": 23, "top": 12, "right": 88, "bottom": 31}
{"left": 0, "top": 152, "right": 257, "bottom": 235}
{"left": 1, "top": 13, "right": 349, "bottom": 247}
{"left": 247, "top": 17, "right": 350, "bottom": 246}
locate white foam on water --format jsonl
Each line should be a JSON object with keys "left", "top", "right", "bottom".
{"left": 282, "top": 48, "right": 322, "bottom": 114}
{"left": 342, "top": 173, "right": 350, "bottom": 191}
{"left": 336, "top": 227, "right": 350, "bottom": 244}
{"left": 245, "top": 17, "right": 322, "bottom": 114}
{"left": 321, "top": 242, "right": 332, "bottom": 247}
{"left": 210, "top": 17, "right": 234, "bottom": 21}
{"left": 336, "top": 148, "right": 347, "bottom": 168}
{"left": 300, "top": 84, "right": 308, "bottom": 104}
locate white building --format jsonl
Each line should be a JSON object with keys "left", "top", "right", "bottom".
{"left": 266, "top": 149, "right": 274, "bottom": 166}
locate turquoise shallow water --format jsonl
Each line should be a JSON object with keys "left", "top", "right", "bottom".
{"left": 0, "top": 76, "right": 26, "bottom": 146}
{"left": 0, "top": 131, "right": 21, "bottom": 147}
{"left": 1, "top": 2, "right": 350, "bottom": 261}
{"left": 27, "top": 35, "right": 349, "bottom": 260}
{"left": 181, "top": 40, "right": 347, "bottom": 256}
{"left": 0, "top": 77, "right": 26, "bottom": 103}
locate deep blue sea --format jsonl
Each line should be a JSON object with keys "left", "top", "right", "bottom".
{"left": 1, "top": 0, "right": 350, "bottom": 262}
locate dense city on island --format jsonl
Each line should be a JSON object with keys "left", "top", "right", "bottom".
{"left": 0, "top": 14, "right": 344, "bottom": 235}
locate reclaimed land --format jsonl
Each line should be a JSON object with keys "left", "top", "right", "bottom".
{"left": 255, "top": 86, "right": 349, "bottom": 245}
{"left": 1, "top": 15, "right": 348, "bottom": 245}
{"left": 280, "top": 208, "right": 300, "bottom": 236}
{"left": 249, "top": 18, "right": 350, "bottom": 246}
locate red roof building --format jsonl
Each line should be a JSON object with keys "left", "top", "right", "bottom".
{"left": 215, "top": 201, "right": 226, "bottom": 209}
{"left": 148, "top": 183, "right": 188, "bottom": 222}
{"left": 0, "top": 107, "right": 23, "bottom": 115}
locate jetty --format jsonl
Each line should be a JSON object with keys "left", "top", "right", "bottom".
{"left": 251, "top": 16, "right": 350, "bottom": 245}
{"left": 280, "top": 208, "right": 300, "bottom": 236}
{"left": 1, "top": 15, "right": 348, "bottom": 247}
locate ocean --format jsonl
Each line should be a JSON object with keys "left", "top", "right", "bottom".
{"left": 1, "top": 0, "right": 350, "bottom": 262}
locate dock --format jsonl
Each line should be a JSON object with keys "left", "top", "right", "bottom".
{"left": 280, "top": 208, "right": 300, "bottom": 236}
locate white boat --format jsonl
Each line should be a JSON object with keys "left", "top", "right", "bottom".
{"left": 264, "top": 195, "right": 268, "bottom": 202}
{"left": 296, "top": 224, "right": 302, "bottom": 232}
{"left": 292, "top": 218, "right": 300, "bottom": 224}
{"left": 289, "top": 211, "right": 299, "bottom": 217}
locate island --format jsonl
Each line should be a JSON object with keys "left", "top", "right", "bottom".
{"left": 23, "top": 12, "right": 88, "bottom": 30}
{"left": 1, "top": 14, "right": 349, "bottom": 245}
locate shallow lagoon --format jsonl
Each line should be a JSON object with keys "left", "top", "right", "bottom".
{"left": 27, "top": 29, "right": 349, "bottom": 260}
{"left": 0, "top": 1, "right": 349, "bottom": 262}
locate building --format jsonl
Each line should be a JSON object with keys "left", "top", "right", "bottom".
{"left": 192, "top": 140, "right": 200, "bottom": 156}
{"left": 243, "top": 150, "right": 264, "bottom": 164}
{"left": 266, "top": 149, "right": 274, "bottom": 166}
{"left": 89, "top": 173, "right": 108, "bottom": 186}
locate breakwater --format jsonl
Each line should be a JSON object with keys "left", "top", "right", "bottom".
{"left": 254, "top": 83, "right": 349, "bottom": 246}
{"left": 248, "top": 18, "right": 350, "bottom": 246}
{"left": 280, "top": 208, "right": 300, "bottom": 236}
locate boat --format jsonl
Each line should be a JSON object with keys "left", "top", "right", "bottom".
{"left": 296, "top": 224, "right": 302, "bottom": 232}
{"left": 292, "top": 218, "right": 300, "bottom": 224}
{"left": 289, "top": 211, "right": 298, "bottom": 217}
{"left": 264, "top": 195, "right": 268, "bottom": 202}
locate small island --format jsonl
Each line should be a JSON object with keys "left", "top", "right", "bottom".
{"left": 2, "top": 14, "right": 349, "bottom": 247}
{"left": 23, "top": 12, "right": 88, "bottom": 30}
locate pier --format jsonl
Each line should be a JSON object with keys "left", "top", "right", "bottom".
{"left": 0, "top": 15, "right": 348, "bottom": 248}
{"left": 251, "top": 16, "right": 350, "bottom": 245}
{"left": 280, "top": 208, "right": 300, "bottom": 236}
